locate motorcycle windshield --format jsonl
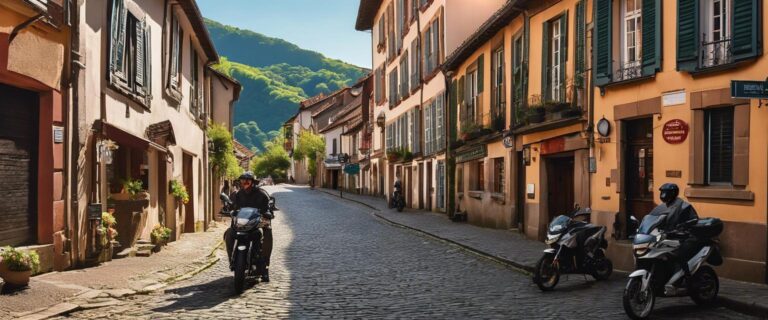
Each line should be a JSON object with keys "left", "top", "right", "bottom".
{"left": 637, "top": 214, "right": 666, "bottom": 235}
{"left": 548, "top": 215, "right": 571, "bottom": 234}
{"left": 236, "top": 207, "right": 262, "bottom": 221}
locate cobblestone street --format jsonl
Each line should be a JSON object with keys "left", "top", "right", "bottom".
{"left": 55, "top": 186, "right": 758, "bottom": 319}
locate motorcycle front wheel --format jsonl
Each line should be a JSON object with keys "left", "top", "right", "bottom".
{"left": 623, "top": 276, "right": 655, "bottom": 320}
{"left": 533, "top": 254, "right": 559, "bottom": 291}
{"left": 234, "top": 250, "right": 248, "bottom": 294}
{"left": 591, "top": 255, "right": 613, "bottom": 281}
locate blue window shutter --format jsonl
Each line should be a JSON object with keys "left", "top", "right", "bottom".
{"left": 676, "top": 0, "right": 699, "bottom": 72}
{"left": 732, "top": 0, "right": 762, "bottom": 62}
{"left": 594, "top": 0, "right": 612, "bottom": 86}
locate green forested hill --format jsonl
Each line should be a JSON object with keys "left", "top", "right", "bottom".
{"left": 206, "top": 19, "right": 367, "bottom": 152}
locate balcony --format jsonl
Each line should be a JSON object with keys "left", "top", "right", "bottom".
{"left": 700, "top": 35, "right": 733, "bottom": 68}
{"left": 614, "top": 61, "right": 642, "bottom": 82}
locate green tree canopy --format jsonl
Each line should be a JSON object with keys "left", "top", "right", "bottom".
{"left": 207, "top": 123, "right": 242, "bottom": 179}
{"left": 251, "top": 133, "right": 291, "bottom": 179}
{"left": 293, "top": 130, "right": 326, "bottom": 180}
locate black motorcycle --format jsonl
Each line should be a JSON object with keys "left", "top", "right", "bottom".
{"left": 219, "top": 193, "right": 277, "bottom": 294}
{"left": 623, "top": 209, "right": 723, "bottom": 319}
{"left": 533, "top": 206, "right": 613, "bottom": 291}
{"left": 389, "top": 187, "right": 405, "bottom": 212}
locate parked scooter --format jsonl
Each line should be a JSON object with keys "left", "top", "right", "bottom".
{"left": 622, "top": 208, "right": 723, "bottom": 319}
{"left": 219, "top": 193, "right": 277, "bottom": 294}
{"left": 533, "top": 205, "right": 613, "bottom": 291}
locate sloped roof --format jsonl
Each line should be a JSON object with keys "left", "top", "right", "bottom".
{"left": 145, "top": 120, "right": 177, "bottom": 146}
{"left": 355, "top": 0, "right": 384, "bottom": 31}
{"left": 178, "top": 0, "right": 219, "bottom": 62}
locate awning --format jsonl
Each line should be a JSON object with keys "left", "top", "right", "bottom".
{"left": 146, "top": 120, "right": 177, "bottom": 146}
{"left": 96, "top": 120, "right": 166, "bottom": 152}
{"left": 323, "top": 159, "right": 342, "bottom": 170}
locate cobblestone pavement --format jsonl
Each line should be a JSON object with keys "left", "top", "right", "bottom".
{"left": 55, "top": 185, "right": 758, "bottom": 319}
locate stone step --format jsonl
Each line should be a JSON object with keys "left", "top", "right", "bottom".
{"left": 135, "top": 249, "right": 152, "bottom": 257}
{"left": 114, "top": 248, "right": 135, "bottom": 259}
{"left": 136, "top": 239, "right": 152, "bottom": 245}
{"left": 135, "top": 243, "right": 156, "bottom": 252}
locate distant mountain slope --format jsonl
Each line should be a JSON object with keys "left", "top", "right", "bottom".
{"left": 205, "top": 19, "right": 367, "bottom": 152}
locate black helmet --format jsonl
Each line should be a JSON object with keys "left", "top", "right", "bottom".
{"left": 238, "top": 171, "right": 255, "bottom": 182}
{"left": 659, "top": 183, "right": 679, "bottom": 204}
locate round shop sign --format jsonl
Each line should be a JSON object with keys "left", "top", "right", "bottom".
{"left": 662, "top": 119, "right": 689, "bottom": 144}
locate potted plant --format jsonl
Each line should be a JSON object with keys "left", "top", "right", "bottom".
{"left": 386, "top": 149, "right": 401, "bottom": 162}
{"left": 402, "top": 148, "right": 413, "bottom": 162}
{"left": 460, "top": 122, "right": 482, "bottom": 141}
{"left": 98, "top": 212, "right": 118, "bottom": 262}
{"left": 150, "top": 225, "right": 172, "bottom": 252}
{"left": 526, "top": 106, "right": 546, "bottom": 124}
{"left": 563, "top": 106, "right": 583, "bottom": 118}
{"left": 170, "top": 180, "right": 190, "bottom": 205}
{"left": 0, "top": 246, "right": 40, "bottom": 287}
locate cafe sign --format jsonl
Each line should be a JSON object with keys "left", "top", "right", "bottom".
{"left": 662, "top": 119, "right": 689, "bottom": 144}
{"left": 456, "top": 145, "right": 487, "bottom": 163}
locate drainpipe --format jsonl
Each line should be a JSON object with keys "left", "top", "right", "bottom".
{"left": 587, "top": 24, "right": 595, "bottom": 215}
{"left": 68, "top": 0, "right": 82, "bottom": 267}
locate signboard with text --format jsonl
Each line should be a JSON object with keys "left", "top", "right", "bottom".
{"left": 662, "top": 119, "right": 689, "bottom": 144}
{"left": 731, "top": 80, "right": 768, "bottom": 99}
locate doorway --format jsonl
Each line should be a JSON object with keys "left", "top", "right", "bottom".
{"left": 0, "top": 84, "right": 38, "bottom": 246}
{"left": 331, "top": 170, "right": 339, "bottom": 190}
{"left": 515, "top": 151, "right": 526, "bottom": 230}
{"left": 426, "top": 162, "right": 433, "bottom": 211}
{"left": 546, "top": 154, "right": 575, "bottom": 222}
{"left": 624, "top": 118, "right": 655, "bottom": 223}
{"left": 183, "top": 153, "right": 195, "bottom": 233}
{"left": 157, "top": 152, "right": 168, "bottom": 227}
{"left": 405, "top": 166, "right": 412, "bottom": 208}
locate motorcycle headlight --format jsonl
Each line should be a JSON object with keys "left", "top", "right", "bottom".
{"left": 235, "top": 218, "right": 250, "bottom": 227}
{"left": 634, "top": 248, "right": 648, "bottom": 256}
{"left": 545, "top": 234, "right": 559, "bottom": 245}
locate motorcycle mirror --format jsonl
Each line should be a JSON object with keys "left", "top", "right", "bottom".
{"left": 219, "top": 193, "right": 231, "bottom": 203}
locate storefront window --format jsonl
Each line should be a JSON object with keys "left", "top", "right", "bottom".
{"left": 705, "top": 107, "right": 734, "bottom": 184}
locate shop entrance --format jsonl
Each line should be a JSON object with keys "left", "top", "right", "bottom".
{"left": 183, "top": 153, "right": 195, "bottom": 233}
{"left": 624, "top": 118, "right": 655, "bottom": 223}
{"left": 546, "top": 154, "right": 575, "bottom": 223}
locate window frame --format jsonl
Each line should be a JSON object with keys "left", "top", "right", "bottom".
{"left": 550, "top": 18, "right": 562, "bottom": 101}
{"left": 704, "top": 106, "right": 735, "bottom": 185}
{"left": 493, "top": 157, "right": 505, "bottom": 194}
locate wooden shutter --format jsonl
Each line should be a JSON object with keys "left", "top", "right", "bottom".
{"left": 641, "top": 0, "right": 662, "bottom": 75}
{"left": 541, "top": 20, "right": 550, "bottom": 100}
{"left": 135, "top": 19, "right": 146, "bottom": 96}
{"left": 689, "top": 110, "right": 705, "bottom": 185}
{"left": 477, "top": 54, "right": 485, "bottom": 93}
{"left": 413, "top": 107, "right": 421, "bottom": 154}
{"left": 594, "top": 0, "right": 612, "bottom": 86}
{"left": 436, "top": 94, "right": 444, "bottom": 150}
{"left": 432, "top": 19, "right": 440, "bottom": 69}
{"left": 449, "top": 79, "right": 458, "bottom": 143}
{"left": 109, "top": 0, "right": 127, "bottom": 79}
{"left": 397, "top": 0, "right": 403, "bottom": 51}
{"left": 144, "top": 24, "right": 152, "bottom": 100}
{"left": 575, "top": 1, "right": 586, "bottom": 86}
{"left": 559, "top": 13, "right": 568, "bottom": 101}
{"left": 733, "top": 105, "right": 750, "bottom": 186}
{"left": 731, "top": 0, "right": 762, "bottom": 62}
{"left": 676, "top": 0, "right": 699, "bottom": 72}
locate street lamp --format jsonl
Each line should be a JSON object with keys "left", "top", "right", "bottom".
{"left": 97, "top": 140, "right": 116, "bottom": 165}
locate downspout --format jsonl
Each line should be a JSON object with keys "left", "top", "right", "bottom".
{"left": 587, "top": 22, "right": 595, "bottom": 215}
{"left": 68, "top": 0, "right": 82, "bottom": 267}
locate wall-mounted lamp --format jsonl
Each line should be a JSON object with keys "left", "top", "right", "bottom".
{"left": 97, "top": 140, "right": 117, "bottom": 165}
{"left": 522, "top": 145, "right": 531, "bottom": 166}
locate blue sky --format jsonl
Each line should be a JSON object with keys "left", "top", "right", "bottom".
{"left": 198, "top": 0, "right": 372, "bottom": 68}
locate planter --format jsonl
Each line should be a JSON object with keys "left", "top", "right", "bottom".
{"left": 527, "top": 111, "right": 545, "bottom": 124}
{"left": 0, "top": 263, "right": 31, "bottom": 287}
{"left": 562, "top": 108, "right": 583, "bottom": 118}
{"left": 152, "top": 238, "right": 168, "bottom": 253}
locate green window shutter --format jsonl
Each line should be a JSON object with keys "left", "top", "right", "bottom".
{"left": 575, "top": 1, "right": 585, "bottom": 87}
{"left": 449, "top": 79, "right": 457, "bottom": 143}
{"left": 676, "top": 0, "right": 699, "bottom": 72}
{"left": 732, "top": 0, "right": 762, "bottom": 62}
{"left": 523, "top": 17, "right": 530, "bottom": 106}
{"left": 559, "top": 13, "right": 568, "bottom": 102}
{"left": 642, "top": 0, "right": 662, "bottom": 75}
{"left": 594, "top": 0, "right": 612, "bottom": 86}
{"left": 477, "top": 54, "right": 485, "bottom": 93}
{"left": 541, "top": 20, "right": 550, "bottom": 100}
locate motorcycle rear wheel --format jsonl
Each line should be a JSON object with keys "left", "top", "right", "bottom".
{"left": 689, "top": 265, "right": 719, "bottom": 305}
{"left": 623, "top": 276, "right": 655, "bottom": 320}
{"left": 234, "top": 250, "right": 248, "bottom": 294}
{"left": 533, "top": 254, "right": 559, "bottom": 291}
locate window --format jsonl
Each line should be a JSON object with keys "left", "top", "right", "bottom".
{"left": 491, "top": 46, "right": 505, "bottom": 131}
{"left": 423, "top": 17, "right": 440, "bottom": 75}
{"left": 493, "top": 158, "right": 505, "bottom": 194}
{"left": 705, "top": 107, "right": 734, "bottom": 184}
{"left": 190, "top": 46, "right": 201, "bottom": 116}
{"left": 701, "top": 0, "right": 733, "bottom": 67}
{"left": 169, "top": 13, "right": 182, "bottom": 91}
{"left": 400, "top": 52, "right": 409, "bottom": 98}
{"left": 436, "top": 161, "right": 445, "bottom": 209}
{"left": 474, "top": 161, "right": 485, "bottom": 191}
{"left": 512, "top": 33, "right": 525, "bottom": 122}
{"left": 332, "top": 138, "right": 338, "bottom": 155}
{"left": 457, "top": 166, "right": 464, "bottom": 193}
{"left": 424, "top": 102, "right": 432, "bottom": 155}
{"left": 551, "top": 19, "right": 563, "bottom": 100}
{"left": 410, "top": 39, "right": 420, "bottom": 91}
{"left": 466, "top": 68, "right": 479, "bottom": 124}
{"left": 388, "top": 68, "right": 399, "bottom": 107}
{"left": 619, "top": 0, "right": 642, "bottom": 80}
{"left": 410, "top": 108, "right": 420, "bottom": 154}
{"left": 108, "top": 0, "right": 151, "bottom": 103}
{"left": 375, "top": 66, "right": 385, "bottom": 104}
{"left": 377, "top": 14, "right": 386, "bottom": 50}
{"left": 387, "top": 4, "right": 396, "bottom": 61}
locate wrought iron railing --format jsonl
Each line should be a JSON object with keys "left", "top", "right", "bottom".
{"left": 615, "top": 61, "right": 642, "bottom": 81}
{"left": 491, "top": 102, "right": 506, "bottom": 132}
{"left": 700, "top": 35, "right": 732, "bottom": 68}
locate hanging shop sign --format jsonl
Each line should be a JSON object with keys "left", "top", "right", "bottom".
{"left": 456, "top": 145, "right": 487, "bottom": 163}
{"left": 731, "top": 79, "right": 768, "bottom": 99}
{"left": 343, "top": 163, "right": 360, "bottom": 175}
{"left": 662, "top": 119, "right": 689, "bottom": 144}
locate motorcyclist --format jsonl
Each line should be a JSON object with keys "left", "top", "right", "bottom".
{"left": 657, "top": 183, "right": 699, "bottom": 278}
{"left": 391, "top": 172, "right": 402, "bottom": 207}
{"left": 224, "top": 171, "right": 274, "bottom": 282}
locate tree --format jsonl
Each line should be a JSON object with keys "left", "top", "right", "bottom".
{"left": 251, "top": 133, "right": 291, "bottom": 179}
{"left": 207, "top": 123, "right": 242, "bottom": 179}
{"left": 293, "top": 130, "right": 325, "bottom": 188}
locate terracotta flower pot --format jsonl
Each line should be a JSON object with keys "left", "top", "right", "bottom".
{"left": 0, "top": 267, "right": 31, "bottom": 287}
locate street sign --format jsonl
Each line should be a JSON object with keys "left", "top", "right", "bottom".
{"left": 662, "top": 119, "right": 689, "bottom": 144}
{"left": 502, "top": 133, "right": 514, "bottom": 148}
{"left": 344, "top": 163, "right": 360, "bottom": 175}
{"left": 731, "top": 80, "right": 768, "bottom": 99}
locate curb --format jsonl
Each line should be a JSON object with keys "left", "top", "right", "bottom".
{"left": 316, "top": 189, "right": 381, "bottom": 211}
{"left": 718, "top": 297, "right": 768, "bottom": 318}
{"left": 372, "top": 212, "right": 534, "bottom": 274}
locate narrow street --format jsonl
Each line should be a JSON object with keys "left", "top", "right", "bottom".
{"left": 53, "top": 186, "right": 754, "bottom": 319}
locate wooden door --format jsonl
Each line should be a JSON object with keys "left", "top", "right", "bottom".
{"left": 426, "top": 162, "right": 433, "bottom": 211}
{"left": 183, "top": 153, "right": 194, "bottom": 233}
{"left": 546, "top": 155, "right": 575, "bottom": 222}
{"left": 0, "top": 84, "right": 38, "bottom": 246}
{"left": 624, "top": 118, "right": 655, "bottom": 221}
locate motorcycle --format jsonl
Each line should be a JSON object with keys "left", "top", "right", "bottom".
{"left": 533, "top": 206, "right": 613, "bottom": 291}
{"left": 622, "top": 208, "right": 723, "bottom": 320}
{"left": 389, "top": 188, "right": 405, "bottom": 212}
{"left": 219, "top": 192, "right": 278, "bottom": 294}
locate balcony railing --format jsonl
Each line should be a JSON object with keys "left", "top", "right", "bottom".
{"left": 614, "top": 61, "right": 642, "bottom": 81}
{"left": 491, "top": 102, "right": 506, "bottom": 132}
{"left": 700, "top": 35, "right": 733, "bottom": 68}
